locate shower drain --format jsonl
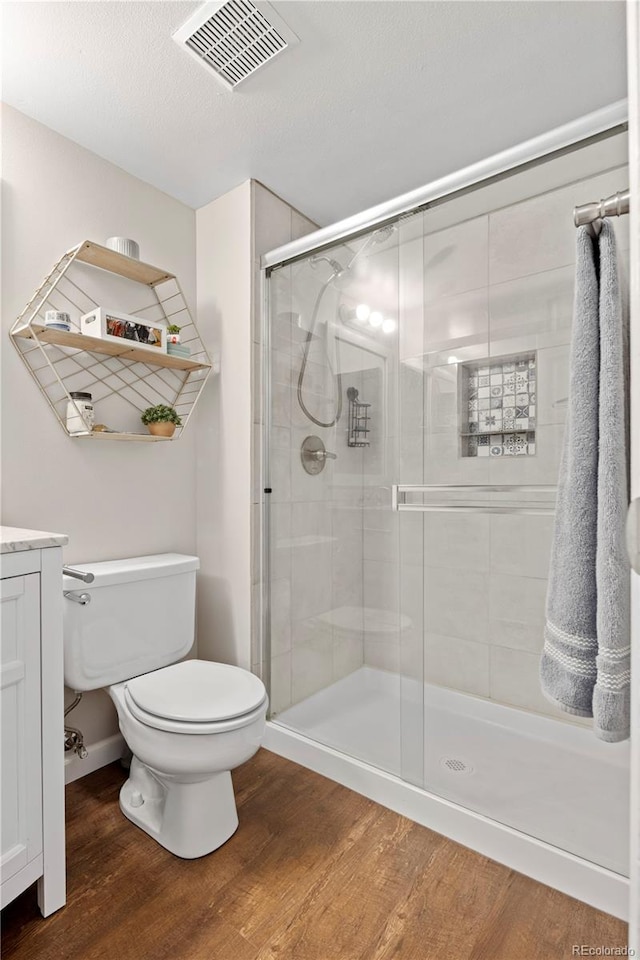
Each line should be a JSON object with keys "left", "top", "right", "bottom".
{"left": 440, "top": 756, "right": 474, "bottom": 775}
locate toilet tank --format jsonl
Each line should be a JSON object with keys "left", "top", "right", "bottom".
{"left": 63, "top": 553, "right": 199, "bottom": 691}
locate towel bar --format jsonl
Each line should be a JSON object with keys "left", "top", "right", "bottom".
{"left": 391, "top": 484, "right": 556, "bottom": 515}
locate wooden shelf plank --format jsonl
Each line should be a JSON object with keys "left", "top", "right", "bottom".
{"left": 72, "top": 431, "right": 175, "bottom": 442}
{"left": 73, "top": 241, "right": 175, "bottom": 287}
{"left": 12, "top": 324, "right": 211, "bottom": 372}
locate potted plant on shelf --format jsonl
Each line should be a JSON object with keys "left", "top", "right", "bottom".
{"left": 141, "top": 404, "right": 182, "bottom": 438}
{"left": 166, "top": 324, "right": 181, "bottom": 344}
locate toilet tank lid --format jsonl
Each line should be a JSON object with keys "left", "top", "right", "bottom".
{"left": 126, "top": 660, "right": 267, "bottom": 722}
{"left": 62, "top": 553, "right": 199, "bottom": 589}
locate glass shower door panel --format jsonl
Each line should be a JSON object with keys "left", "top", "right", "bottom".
{"left": 416, "top": 155, "right": 631, "bottom": 875}
{"left": 266, "top": 227, "right": 416, "bottom": 782}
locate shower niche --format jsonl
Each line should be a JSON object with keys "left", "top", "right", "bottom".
{"left": 460, "top": 352, "right": 537, "bottom": 457}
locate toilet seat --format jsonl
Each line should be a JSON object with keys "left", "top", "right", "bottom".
{"left": 122, "top": 659, "right": 268, "bottom": 735}
{"left": 123, "top": 687, "right": 268, "bottom": 735}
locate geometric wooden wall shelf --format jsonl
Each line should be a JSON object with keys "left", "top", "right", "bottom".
{"left": 10, "top": 240, "right": 216, "bottom": 441}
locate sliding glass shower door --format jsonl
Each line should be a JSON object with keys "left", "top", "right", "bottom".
{"left": 264, "top": 129, "right": 631, "bottom": 875}
{"left": 391, "top": 141, "right": 630, "bottom": 875}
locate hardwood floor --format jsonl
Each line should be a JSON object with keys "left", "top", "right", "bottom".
{"left": 1, "top": 749, "right": 627, "bottom": 960}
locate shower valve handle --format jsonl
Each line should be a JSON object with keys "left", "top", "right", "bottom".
{"left": 311, "top": 449, "right": 337, "bottom": 461}
{"left": 300, "top": 435, "right": 337, "bottom": 475}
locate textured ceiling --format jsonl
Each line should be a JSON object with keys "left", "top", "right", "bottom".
{"left": 1, "top": 1, "right": 627, "bottom": 225}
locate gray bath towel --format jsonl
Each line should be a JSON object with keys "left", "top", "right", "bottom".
{"left": 593, "top": 222, "right": 631, "bottom": 741}
{"left": 540, "top": 221, "right": 630, "bottom": 742}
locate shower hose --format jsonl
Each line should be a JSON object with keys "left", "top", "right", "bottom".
{"left": 297, "top": 280, "right": 343, "bottom": 428}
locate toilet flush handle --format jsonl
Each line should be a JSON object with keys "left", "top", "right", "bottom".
{"left": 64, "top": 591, "right": 91, "bottom": 605}
{"left": 63, "top": 565, "right": 95, "bottom": 583}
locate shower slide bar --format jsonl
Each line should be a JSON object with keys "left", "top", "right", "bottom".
{"left": 392, "top": 484, "right": 557, "bottom": 516}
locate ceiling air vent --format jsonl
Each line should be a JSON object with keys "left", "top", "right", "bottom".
{"left": 173, "top": 0, "right": 298, "bottom": 91}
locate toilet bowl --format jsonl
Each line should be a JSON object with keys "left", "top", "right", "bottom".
{"left": 62, "top": 554, "right": 267, "bottom": 859}
{"left": 109, "top": 660, "right": 267, "bottom": 858}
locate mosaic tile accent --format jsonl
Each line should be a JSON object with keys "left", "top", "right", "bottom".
{"left": 461, "top": 353, "right": 536, "bottom": 457}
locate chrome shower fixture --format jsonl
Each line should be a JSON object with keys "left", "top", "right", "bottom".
{"left": 309, "top": 254, "right": 345, "bottom": 277}
{"left": 300, "top": 435, "right": 338, "bottom": 474}
{"left": 297, "top": 267, "right": 343, "bottom": 428}
{"left": 371, "top": 224, "right": 397, "bottom": 243}
{"left": 297, "top": 224, "right": 399, "bottom": 431}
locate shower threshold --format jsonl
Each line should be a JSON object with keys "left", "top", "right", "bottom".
{"left": 266, "top": 666, "right": 630, "bottom": 920}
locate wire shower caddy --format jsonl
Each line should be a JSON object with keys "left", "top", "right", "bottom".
{"left": 346, "top": 386, "right": 371, "bottom": 447}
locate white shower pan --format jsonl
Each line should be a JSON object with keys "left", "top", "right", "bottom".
{"left": 265, "top": 666, "right": 630, "bottom": 920}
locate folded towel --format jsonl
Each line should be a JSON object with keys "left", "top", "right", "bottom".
{"left": 540, "top": 221, "right": 630, "bottom": 742}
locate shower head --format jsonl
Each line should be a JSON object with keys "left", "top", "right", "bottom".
{"left": 308, "top": 223, "right": 398, "bottom": 290}
{"left": 309, "top": 254, "right": 345, "bottom": 278}
{"left": 371, "top": 224, "right": 397, "bottom": 244}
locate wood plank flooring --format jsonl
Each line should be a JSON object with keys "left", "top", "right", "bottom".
{"left": 1, "top": 749, "right": 627, "bottom": 960}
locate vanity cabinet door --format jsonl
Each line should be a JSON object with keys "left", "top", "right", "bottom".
{"left": 0, "top": 574, "right": 43, "bottom": 884}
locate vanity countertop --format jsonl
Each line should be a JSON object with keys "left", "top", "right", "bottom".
{"left": 0, "top": 526, "right": 69, "bottom": 554}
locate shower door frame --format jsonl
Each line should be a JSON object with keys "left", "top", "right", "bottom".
{"left": 262, "top": 103, "right": 627, "bottom": 273}
{"left": 260, "top": 99, "right": 632, "bottom": 921}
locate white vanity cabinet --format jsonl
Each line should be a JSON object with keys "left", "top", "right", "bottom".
{"left": 0, "top": 529, "right": 67, "bottom": 917}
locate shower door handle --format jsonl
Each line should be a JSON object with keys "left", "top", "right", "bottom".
{"left": 391, "top": 484, "right": 557, "bottom": 515}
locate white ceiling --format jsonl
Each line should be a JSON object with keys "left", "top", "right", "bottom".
{"left": 2, "top": 1, "right": 627, "bottom": 226}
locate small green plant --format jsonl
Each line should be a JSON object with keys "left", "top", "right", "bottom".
{"left": 166, "top": 324, "right": 181, "bottom": 334}
{"left": 141, "top": 404, "right": 182, "bottom": 426}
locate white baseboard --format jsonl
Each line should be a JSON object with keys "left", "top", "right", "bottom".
{"left": 65, "top": 733, "right": 126, "bottom": 784}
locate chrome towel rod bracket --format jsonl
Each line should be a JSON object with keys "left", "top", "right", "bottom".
{"left": 573, "top": 189, "right": 629, "bottom": 228}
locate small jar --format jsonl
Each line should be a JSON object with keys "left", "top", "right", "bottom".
{"left": 44, "top": 310, "right": 71, "bottom": 331}
{"left": 66, "top": 391, "right": 94, "bottom": 435}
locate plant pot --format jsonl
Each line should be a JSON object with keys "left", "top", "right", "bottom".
{"left": 147, "top": 421, "right": 176, "bottom": 438}
{"left": 167, "top": 333, "right": 181, "bottom": 344}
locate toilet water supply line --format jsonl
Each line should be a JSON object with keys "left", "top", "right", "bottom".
{"left": 65, "top": 692, "right": 88, "bottom": 759}
{"left": 62, "top": 565, "right": 95, "bottom": 758}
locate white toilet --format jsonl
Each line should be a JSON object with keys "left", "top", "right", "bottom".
{"left": 63, "top": 553, "right": 267, "bottom": 859}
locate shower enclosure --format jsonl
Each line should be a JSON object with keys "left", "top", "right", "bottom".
{"left": 261, "top": 109, "right": 631, "bottom": 914}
